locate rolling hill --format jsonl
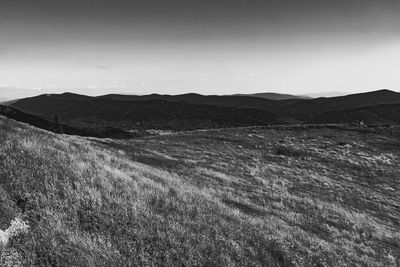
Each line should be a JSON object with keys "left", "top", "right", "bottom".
{"left": 0, "top": 105, "right": 134, "bottom": 138}
{"left": 234, "top": 92, "right": 311, "bottom": 100}
{"left": 283, "top": 89, "right": 400, "bottom": 121}
{"left": 311, "top": 103, "right": 400, "bottom": 125}
{"left": 9, "top": 89, "right": 400, "bottom": 129}
{"left": 98, "top": 93, "right": 290, "bottom": 112}
{"left": 0, "top": 116, "right": 399, "bottom": 265}
{"left": 10, "top": 93, "right": 295, "bottom": 130}
{"left": 304, "top": 91, "right": 348, "bottom": 98}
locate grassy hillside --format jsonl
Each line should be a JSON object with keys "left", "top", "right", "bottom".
{"left": 311, "top": 103, "right": 400, "bottom": 125}
{"left": 0, "top": 116, "right": 399, "bottom": 266}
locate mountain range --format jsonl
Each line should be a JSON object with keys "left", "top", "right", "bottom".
{"left": 283, "top": 89, "right": 400, "bottom": 121}
{"left": 3, "top": 89, "right": 400, "bottom": 137}
{"left": 9, "top": 93, "right": 296, "bottom": 131}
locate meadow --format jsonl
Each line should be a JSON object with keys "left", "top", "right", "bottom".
{"left": 0, "top": 116, "right": 399, "bottom": 266}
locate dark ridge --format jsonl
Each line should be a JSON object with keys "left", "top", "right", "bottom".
{"left": 234, "top": 92, "right": 311, "bottom": 100}
{"left": 45, "top": 92, "right": 92, "bottom": 100}
{"left": 0, "top": 105, "right": 134, "bottom": 139}
{"left": 96, "top": 93, "right": 287, "bottom": 113}
{"left": 10, "top": 94, "right": 297, "bottom": 131}
{"left": 10, "top": 89, "right": 400, "bottom": 128}
{"left": 310, "top": 103, "right": 400, "bottom": 125}
{"left": 284, "top": 89, "right": 400, "bottom": 121}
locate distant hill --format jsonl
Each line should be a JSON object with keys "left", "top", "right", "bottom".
{"left": 0, "top": 99, "right": 17, "bottom": 105}
{"left": 11, "top": 94, "right": 295, "bottom": 130}
{"left": 311, "top": 103, "right": 400, "bottom": 125}
{"left": 304, "top": 91, "right": 348, "bottom": 98}
{"left": 283, "top": 89, "right": 400, "bottom": 121}
{"left": 10, "top": 89, "right": 400, "bottom": 127}
{"left": 234, "top": 92, "right": 311, "bottom": 100}
{"left": 98, "top": 93, "right": 291, "bottom": 112}
{"left": 42, "top": 92, "right": 92, "bottom": 101}
{"left": 0, "top": 86, "right": 44, "bottom": 100}
{"left": 87, "top": 90, "right": 400, "bottom": 124}
{"left": 0, "top": 104, "right": 134, "bottom": 138}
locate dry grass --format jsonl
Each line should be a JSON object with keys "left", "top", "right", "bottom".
{"left": 0, "top": 116, "right": 399, "bottom": 266}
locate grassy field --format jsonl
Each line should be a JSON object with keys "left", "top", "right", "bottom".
{"left": 0, "top": 116, "right": 399, "bottom": 266}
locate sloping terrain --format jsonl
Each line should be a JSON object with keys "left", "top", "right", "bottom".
{"left": 0, "top": 105, "right": 134, "bottom": 139}
{"left": 11, "top": 90, "right": 400, "bottom": 128}
{"left": 98, "top": 93, "right": 290, "bottom": 112}
{"left": 283, "top": 89, "right": 400, "bottom": 121}
{"left": 0, "top": 116, "right": 399, "bottom": 266}
{"left": 10, "top": 94, "right": 294, "bottom": 130}
{"left": 234, "top": 92, "right": 311, "bottom": 100}
{"left": 311, "top": 103, "right": 400, "bottom": 125}
{"left": 0, "top": 100, "right": 17, "bottom": 106}
{"left": 14, "top": 92, "right": 288, "bottom": 114}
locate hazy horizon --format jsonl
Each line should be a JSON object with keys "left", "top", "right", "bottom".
{"left": 1, "top": 0, "right": 400, "bottom": 99}
{"left": 1, "top": 86, "right": 399, "bottom": 101}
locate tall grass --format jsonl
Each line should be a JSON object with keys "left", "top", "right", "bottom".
{"left": 0, "top": 116, "right": 399, "bottom": 266}
{"left": 0, "top": 117, "right": 286, "bottom": 266}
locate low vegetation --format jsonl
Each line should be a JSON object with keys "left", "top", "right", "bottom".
{"left": 0, "top": 116, "right": 399, "bottom": 266}
{"left": 10, "top": 94, "right": 292, "bottom": 131}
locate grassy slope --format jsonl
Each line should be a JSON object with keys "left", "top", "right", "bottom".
{"left": 310, "top": 103, "right": 400, "bottom": 125}
{"left": 1, "top": 116, "right": 399, "bottom": 266}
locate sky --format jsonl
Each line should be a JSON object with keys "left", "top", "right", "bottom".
{"left": 1, "top": 0, "right": 400, "bottom": 98}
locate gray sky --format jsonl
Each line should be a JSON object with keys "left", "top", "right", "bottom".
{"left": 1, "top": 0, "right": 400, "bottom": 98}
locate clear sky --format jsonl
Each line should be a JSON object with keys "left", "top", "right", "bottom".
{"left": 1, "top": 0, "right": 400, "bottom": 98}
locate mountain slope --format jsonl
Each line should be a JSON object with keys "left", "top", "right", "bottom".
{"left": 11, "top": 89, "right": 400, "bottom": 127}
{"left": 1, "top": 116, "right": 399, "bottom": 265}
{"left": 0, "top": 105, "right": 134, "bottom": 138}
{"left": 11, "top": 94, "right": 295, "bottom": 130}
{"left": 284, "top": 89, "right": 400, "bottom": 121}
{"left": 234, "top": 92, "right": 311, "bottom": 100}
{"left": 311, "top": 103, "right": 400, "bottom": 125}
{"left": 98, "top": 93, "right": 289, "bottom": 112}
{"left": 0, "top": 116, "right": 282, "bottom": 266}
{"left": 304, "top": 91, "right": 348, "bottom": 98}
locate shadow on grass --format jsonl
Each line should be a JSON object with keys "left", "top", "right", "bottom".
{"left": 273, "top": 145, "right": 313, "bottom": 159}
{"left": 222, "top": 198, "right": 264, "bottom": 217}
